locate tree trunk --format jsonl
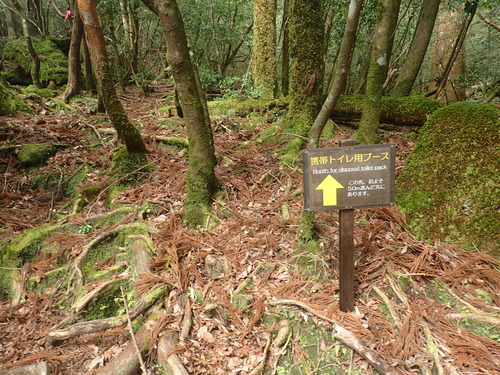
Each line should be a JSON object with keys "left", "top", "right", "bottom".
{"left": 81, "top": 36, "right": 97, "bottom": 93}
{"left": 390, "top": 0, "right": 440, "bottom": 97}
{"left": 280, "top": 0, "right": 290, "bottom": 97}
{"left": 355, "top": 0, "right": 401, "bottom": 144}
{"left": 4, "top": 0, "right": 23, "bottom": 37}
{"left": 141, "top": 0, "right": 218, "bottom": 228}
{"left": 280, "top": 0, "right": 324, "bottom": 162}
{"left": 77, "top": 0, "right": 147, "bottom": 154}
{"left": 63, "top": 1, "right": 83, "bottom": 103}
{"left": 252, "top": 0, "right": 277, "bottom": 99}
{"left": 432, "top": 3, "right": 477, "bottom": 103}
{"left": 308, "top": 0, "right": 363, "bottom": 149}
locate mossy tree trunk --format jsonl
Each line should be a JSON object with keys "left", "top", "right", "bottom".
{"left": 0, "top": 78, "right": 28, "bottom": 115}
{"left": 355, "top": 0, "right": 401, "bottom": 145}
{"left": 281, "top": 0, "right": 324, "bottom": 163}
{"left": 141, "top": 0, "right": 219, "bottom": 228}
{"left": 252, "top": 0, "right": 277, "bottom": 99}
{"left": 390, "top": 0, "right": 440, "bottom": 97}
{"left": 77, "top": 0, "right": 147, "bottom": 154}
{"left": 63, "top": 1, "right": 83, "bottom": 103}
{"left": 308, "top": 0, "right": 363, "bottom": 149}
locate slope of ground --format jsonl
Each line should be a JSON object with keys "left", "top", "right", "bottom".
{"left": 0, "top": 86, "right": 498, "bottom": 375}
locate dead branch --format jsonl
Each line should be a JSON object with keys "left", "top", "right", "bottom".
{"left": 268, "top": 299, "right": 400, "bottom": 375}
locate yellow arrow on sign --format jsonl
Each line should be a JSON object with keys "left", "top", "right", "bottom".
{"left": 315, "top": 175, "right": 344, "bottom": 206}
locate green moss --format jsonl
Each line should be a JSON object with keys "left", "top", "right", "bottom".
{"left": 0, "top": 80, "right": 30, "bottom": 115}
{"left": 18, "top": 143, "right": 59, "bottom": 167}
{"left": 334, "top": 95, "right": 443, "bottom": 126}
{"left": 3, "top": 37, "right": 68, "bottom": 86}
{"left": 270, "top": 311, "right": 365, "bottom": 374}
{"left": 80, "top": 223, "right": 150, "bottom": 284}
{"left": 0, "top": 224, "right": 59, "bottom": 300}
{"left": 397, "top": 103, "right": 499, "bottom": 256}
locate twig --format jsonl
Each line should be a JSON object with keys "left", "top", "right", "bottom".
{"left": 248, "top": 335, "right": 272, "bottom": 375}
{"left": 121, "top": 286, "right": 148, "bottom": 375}
{"left": 268, "top": 299, "right": 399, "bottom": 375}
{"left": 422, "top": 324, "right": 445, "bottom": 375}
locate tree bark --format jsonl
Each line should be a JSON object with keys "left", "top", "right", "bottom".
{"left": 141, "top": 0, "right": 218, "bottom": 228}
{"left": 391, "top": 0, "right": 440, "bottom": 97}
{"left": 77, "top": 0, "right": 146, "bottom": 154}
{"left": 252, "top": 0, "right": 277, "bottom": 99}
{"left": 63, "top": 0, "right": 83, "bottom": 103}
{"left": 355, "top": 0, "right": 401, "bottom": 144}
{"left": 308, "top": 0, "right": 363, "bottom": 149}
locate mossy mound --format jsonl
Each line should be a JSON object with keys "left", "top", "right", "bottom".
{"left": 0, "top": 79, "right": 30, "bottom": 115}
{"left": 2, "top": 37, "right": 68, "bottom": 86}
{"left": 334, "top": 95, "right": 443, "bottom": 126}
{"left": 397, "top": 102, "right": 499, "bottom": 256}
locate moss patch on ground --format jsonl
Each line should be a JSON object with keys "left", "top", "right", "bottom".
{"left": 397, "top": 102, "right": 499, "bottom": 256}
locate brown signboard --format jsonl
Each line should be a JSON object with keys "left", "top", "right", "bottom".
{"left": 303, "top": 144, "right": 396, "bottom": 211}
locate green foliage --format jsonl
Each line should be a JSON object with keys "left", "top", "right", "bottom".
{"left": 397, "top": 102, "right": 500, "bottom": 256}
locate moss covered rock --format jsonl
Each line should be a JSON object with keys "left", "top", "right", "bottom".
{"left": 18, "top": 143, "right": 59, "bottom": 167}
{"left": 2, "top": 37, "right": 68, "bottom": 86}
{"left": 397, "top": 102, "right": 499, "bottom": 256}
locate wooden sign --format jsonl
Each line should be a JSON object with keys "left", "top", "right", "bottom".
{"left": 303, "top": 144, "right": 396, "bottom": 211}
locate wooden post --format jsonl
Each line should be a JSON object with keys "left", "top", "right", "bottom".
{"left": 339, "top": 139, "right": 355, "bottom": 312}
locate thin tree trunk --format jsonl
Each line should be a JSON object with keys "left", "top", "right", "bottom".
{"left": 141, "top": 0, "right": 218, "bottom": 228}
{"left": 63, "top": 1, "right": 83, "bottom": 103}
{"left": 280, "top": 0, "right": 290, "bottom": 97}
{"left": 77, "top": 0, "right": 146, "bottom": 154}
{"left": 308, "top": 0, "right": 363, "bottom": 149}
{"left": 355, "top": 0, "right": 401, "bottom": 144}
{"left": 391, "top": 0, "right": 440, "bottom": 97}
{"left": 81, "top": 36, "right": 96, "bottom": 93}
{"left": 434, "top": 2, "right": 477, "bottom": 101}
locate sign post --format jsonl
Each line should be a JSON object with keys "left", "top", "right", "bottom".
{"left": 303, "top": 140, "right": 395, "bottom": 312}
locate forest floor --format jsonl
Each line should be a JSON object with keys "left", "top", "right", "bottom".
{"left": 0, "top": 86, "right": 499, "bottom": 375}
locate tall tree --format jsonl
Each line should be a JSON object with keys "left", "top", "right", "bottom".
{"left": 77, "top": 0, "right": 147, "bottom": 153}
{"left": 141, "top": 0, "right": 219, "bottom": 228}
{"left": 308, "top": 0, "right": 363, "bottom": 148}
{"left": 280, "top": 0, "right": 290, "bottom": 96}
{"left": 252, "top": 0, "right": 277, "bottom": 99}
{"left": 391, "top": 0, "right": 440, "bottom": 97}
{"left": 355, "top": 0, "right": 401, "bottom": 144}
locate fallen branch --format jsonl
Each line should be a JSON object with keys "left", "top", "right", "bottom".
{"left": 373, "top": 285, "right": 403, "bottom": 330}
{"left": 268, "top": 299, "right": 399, "bottom": 375}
